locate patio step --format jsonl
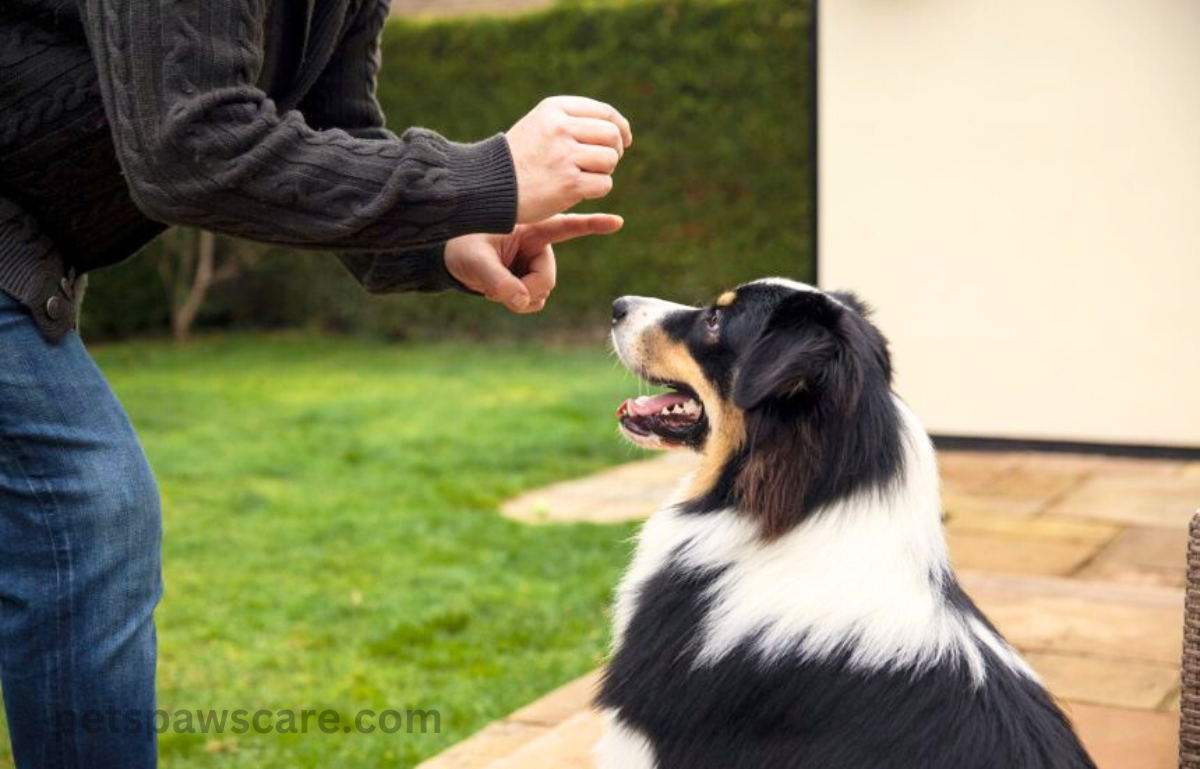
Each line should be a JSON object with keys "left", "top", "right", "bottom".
{"left": 415, "top": 673, "right": 601, "bottom": 769}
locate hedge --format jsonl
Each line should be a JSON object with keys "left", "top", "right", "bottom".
{"left": 83, "top": 0, "right": 814, "bottom": 341}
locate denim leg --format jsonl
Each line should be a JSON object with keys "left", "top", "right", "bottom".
{"left": 0, "top": 294, "right": 162, "bottom": 769}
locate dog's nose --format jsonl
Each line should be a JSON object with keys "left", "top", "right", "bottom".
{"left": 612, "top": 297, "right": 632, "bottom": 324}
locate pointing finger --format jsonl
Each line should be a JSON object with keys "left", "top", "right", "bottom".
{"left": 526, "top": 214, "right": 624, "bottom": 249}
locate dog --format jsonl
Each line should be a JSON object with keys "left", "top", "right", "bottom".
{"left": 597, "top": 279, "right": 1095, "bottom": 769}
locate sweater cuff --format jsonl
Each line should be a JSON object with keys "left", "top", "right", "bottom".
{"left": 443, "top": 133, "right": 518, "bottom": 236}
{"left": 339, "top": 244, "right": 470, "bottom": 295}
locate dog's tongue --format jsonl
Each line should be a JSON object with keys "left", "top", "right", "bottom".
{"left": 617, "top": 392, "right": 691, "bottom": 418}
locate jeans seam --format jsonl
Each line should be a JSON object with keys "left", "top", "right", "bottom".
{"left": 0, "top": 431, "right": 79, "bottom": 769}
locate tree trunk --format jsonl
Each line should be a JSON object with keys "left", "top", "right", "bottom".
{"left": 171, "top": 230, "right": 215, "bottom": 342}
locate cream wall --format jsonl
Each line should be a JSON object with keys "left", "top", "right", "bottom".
{"left": 819, "top": 0, "right": 1200, "bottom": 448}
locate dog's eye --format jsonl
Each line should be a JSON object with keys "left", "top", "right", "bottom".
{"left": 704, "top": 311, "right": 721, "bottom": 332}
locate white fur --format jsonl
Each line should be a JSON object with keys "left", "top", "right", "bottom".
{"left": 610, "top": 397, "right": 1033, "bottom": 685}
{"left": 611, "top": 296, "right": 693, "bottom": 373}
{"left": 748, "top": 277, "right": 820, "bottom": 293}
{"left": 748, "top": 277, "right": 848, "bottom": 307}
{"left": 596, "top": 709, "right": 658, "bottom": 769}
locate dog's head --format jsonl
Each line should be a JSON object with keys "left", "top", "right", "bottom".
{"left": 611, "top": 278, "right": 903, "bottom": 537}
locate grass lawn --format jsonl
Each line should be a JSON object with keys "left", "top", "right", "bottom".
{"left": 0, "top": 335, "right": 648, "bottom": 768}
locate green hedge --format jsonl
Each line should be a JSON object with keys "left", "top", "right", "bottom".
{"left": 84, "top": 0, "right": 813, "bottom": 340}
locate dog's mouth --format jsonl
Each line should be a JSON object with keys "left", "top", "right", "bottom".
{"left": 616, "top": 383, "right": 706, "bottom": 449}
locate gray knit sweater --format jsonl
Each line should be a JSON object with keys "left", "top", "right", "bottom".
{"left": 0, "top": 0, "right": 518, "bottom": 340}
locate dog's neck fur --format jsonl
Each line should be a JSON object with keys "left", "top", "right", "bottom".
{"left": 613, "top": 394, "right": 1032, "bottom": 684}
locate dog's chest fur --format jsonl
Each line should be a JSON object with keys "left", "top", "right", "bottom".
{"left": 595, "top": 404, "right": 1095, "bottom": 769}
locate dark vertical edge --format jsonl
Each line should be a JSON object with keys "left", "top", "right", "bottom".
{"left": 809, "top": 0, "right": 821, "bottom": 286}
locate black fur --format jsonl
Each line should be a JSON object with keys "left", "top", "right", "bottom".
{"left": 672, "top": 285, "right": 905, "bottom": 537}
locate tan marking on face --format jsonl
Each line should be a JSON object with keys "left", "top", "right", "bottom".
{"left": 640, "top": 328, "right": 745, "bottom": 499}
{"left": 716, "top": 291, "right": 737, "bottom": 308}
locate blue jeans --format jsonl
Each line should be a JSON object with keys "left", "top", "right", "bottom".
{"left": 0, "top": 293, "right": 162, "bottom": 768}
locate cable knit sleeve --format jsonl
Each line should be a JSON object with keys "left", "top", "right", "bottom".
{"left": 300, "top": 0, "right": 397, "bottom": 143}
{"left": 300, "top": 0, "right": 468, "bottom": 294}
{"left": 76, "top": 0, "right": 518, "bottom": 253}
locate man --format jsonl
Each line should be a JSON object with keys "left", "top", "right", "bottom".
{"left": 0, "top": 0, "right": 632, "bottom": 765}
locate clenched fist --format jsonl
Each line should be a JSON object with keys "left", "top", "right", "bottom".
{"left": 506, "top": 96, "right": 633, "bottom": 224}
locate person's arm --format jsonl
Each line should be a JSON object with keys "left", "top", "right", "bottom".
{"left": 298, "top": 0, "right": 399, "bottom": 143}
{"left": 293, "top": 0, "right": 636, "bottom": 307}
{"left": 336, "top": 248, "right": 461, "bottom": 294}
{"left": 78, "top": 0, "right": 516, "bottom": 253}
{"left": 298, "top": 0, "right": 461, "bottom": 293}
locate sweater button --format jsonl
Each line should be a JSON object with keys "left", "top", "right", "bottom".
{"left": 45, "top": 296, "right": 65, "bottom": 321}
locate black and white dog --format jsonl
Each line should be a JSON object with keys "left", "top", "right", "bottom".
{"left": 598, "top": 279, "right": 1095, "bottom": 769}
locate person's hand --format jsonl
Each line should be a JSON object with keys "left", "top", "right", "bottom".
{"left": 506, "top": 97, "right": 633, "bottom": 225}
{"left": 444, "top": 214, "right": 624, "bottom": 313}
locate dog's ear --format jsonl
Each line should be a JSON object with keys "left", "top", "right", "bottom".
{"left": 826, "top": 290, "right": 871, "bottom": 318}
{"left": 732, "top": 292, "right": 861, "bottom": 413}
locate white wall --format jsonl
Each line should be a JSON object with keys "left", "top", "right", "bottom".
{"left": 819, "top": 0, "right": 1200, "bottom": 448}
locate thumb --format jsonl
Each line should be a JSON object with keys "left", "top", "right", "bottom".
{"left": 473, "top": 256, "right": 530, "bottom": 311}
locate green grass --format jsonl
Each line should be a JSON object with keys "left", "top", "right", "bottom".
{"left": 0, "top": 336, "right": 648, "bottom": 768}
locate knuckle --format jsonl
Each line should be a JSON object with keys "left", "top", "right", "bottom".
{"left": 593, "top": 176, "right": 614, "bottom": 198}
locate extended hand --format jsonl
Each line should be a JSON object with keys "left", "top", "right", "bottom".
{"left": 444, "top": 214, "right": 623, "bottom": 313}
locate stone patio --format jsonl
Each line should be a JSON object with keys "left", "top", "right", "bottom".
{"left": 426, "top": 450, "right": 1200, "bottom": 769}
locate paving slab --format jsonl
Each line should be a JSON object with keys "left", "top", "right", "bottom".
{"left": 961, "top": 572, "right": 1183, "bottom": 665}
{"left": 983, "top": 462, "right": 1090, "bottom": 503}
{"left": 1067, "top": 702, "right": 1178, "bottom": 769}
{"left": 502, "top": 453, "right": 697, "bottom": 524}
{"left": 1025, "top": 651, "right": 1178, "bottom": 710}
{"left": 416, "top": 673, "right": 599, "bottom": 769}
{"left": 482, "top": 711, "right": 602, "bottom": 769}
{"left": 947, "top": 531, "right": 1103, "bottom": 577}
{"left": 1048, "top": 473, "right": 1200, "bottom": 529}
{"left": 942, "top": 487, "right": 1049, "bottom": 518}
{"left": 945, "top": 511, "right": 1117, "bottom": 577}
{"left": 508, "top": 671, "right": 601, "bottom": 727}
{"left": 1011, "top": 453, "right": 1187, "bottom": 478}
{"left": 416, "top": 720, "right": 550, "bottom": 769}
{"left": 946, "top": 509, "right": 1119, "bottom": 544}
{"left": 936, "top": 451, "right": 1022, "bottom": 490}
{"left": 1076, "top": 526, "right": 1189, "bottom": 588}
